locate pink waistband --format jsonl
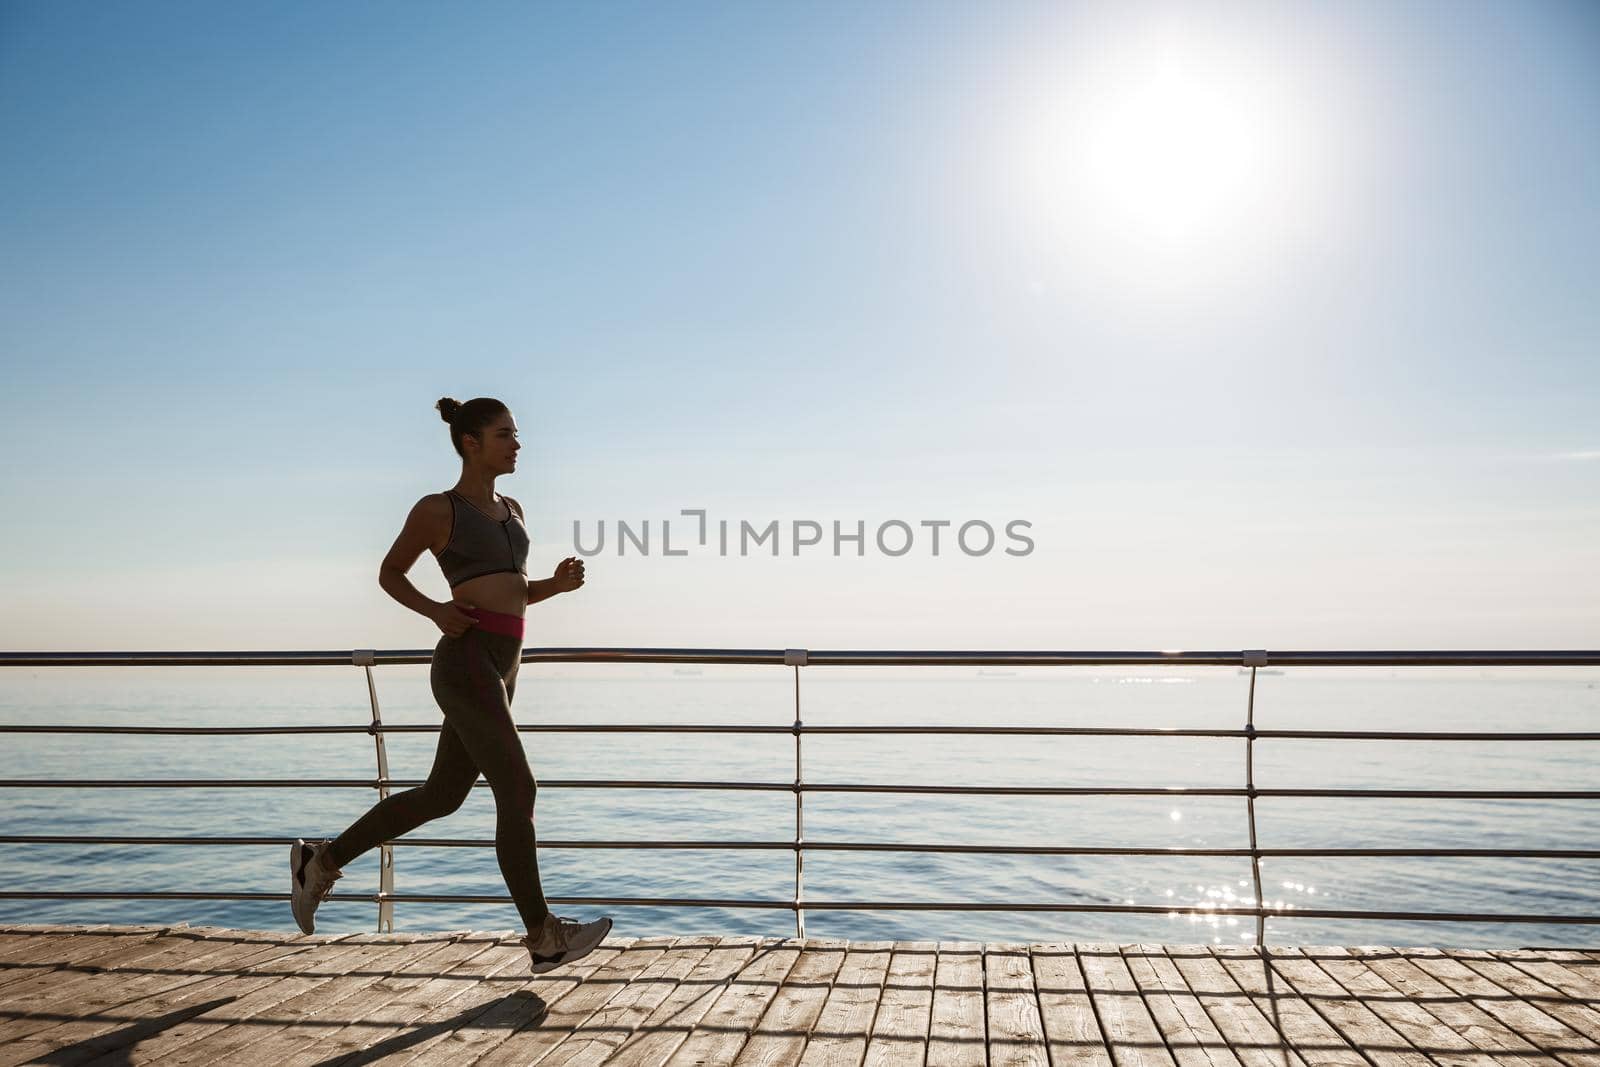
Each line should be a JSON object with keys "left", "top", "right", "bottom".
{"left": 460, "top": 604, "right": 525, "bottom": 640}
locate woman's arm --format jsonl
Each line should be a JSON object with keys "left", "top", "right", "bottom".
{"left": 528, "top": 557, "right": 585, "bottom": 605}
{"left": 378, "top": 495, "right": 450, "bottom": 618}
{"left": 526, "top": 577, "right": 563, "bottom": 606}
{"left": 503, "top": 496, "right": 585, "bottom": 606}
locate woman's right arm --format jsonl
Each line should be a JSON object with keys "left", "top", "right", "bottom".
{"left": 378, "top": 495, "right": 473, "bottom": 635}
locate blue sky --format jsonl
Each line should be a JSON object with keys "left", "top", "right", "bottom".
{"left": 2, "top": 0, "right": 1596, "bottom": 651}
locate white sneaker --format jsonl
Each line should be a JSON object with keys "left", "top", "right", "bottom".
{"left": 289, "top": 837, "right": 342, "bottom": 934}
{"left": 522, "top": 913, "right": 613, "bottom": 973}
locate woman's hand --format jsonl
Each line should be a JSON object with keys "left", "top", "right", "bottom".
{"left": 552, "top": 556, "right": 586, "bottom": 593}
{"left": 429, "top": 601, "right": 478, "bottom": 638}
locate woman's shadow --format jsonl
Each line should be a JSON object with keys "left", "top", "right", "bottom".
{"left": 34, "top": 989, "right": 549, "bottom": 1066}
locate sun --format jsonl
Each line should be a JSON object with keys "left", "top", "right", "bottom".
{"left": 998, "top": 18, "right": 1329, "bottom": 303}
{"left": 1070, "top": 59, "right": 1271, "bottom": 248}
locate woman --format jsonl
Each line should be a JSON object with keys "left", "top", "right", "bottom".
{"left": 289, "top": 395, "right": 612, "bottom": 973}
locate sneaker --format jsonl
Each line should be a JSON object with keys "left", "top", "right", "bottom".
{"left": 289, "top": 837, "right": 342, "bottom": 934}
{"left": 521, "top": 913, "right": 613, "bottom": 974}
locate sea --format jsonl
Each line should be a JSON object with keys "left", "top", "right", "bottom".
{"left": 2, "top": 661, "right": 1597, "bottom": 950}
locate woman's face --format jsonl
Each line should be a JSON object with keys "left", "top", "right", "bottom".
{"left": 472, "top": 412, "right": 520, "bottom": 472}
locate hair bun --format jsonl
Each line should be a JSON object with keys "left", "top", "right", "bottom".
{"left": 435, "top": 397, "right": 460, "bottom": 422}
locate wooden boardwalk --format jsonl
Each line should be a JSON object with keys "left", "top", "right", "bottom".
{"left": 1, "top": 925, "right": 1597, "bottom": 1066}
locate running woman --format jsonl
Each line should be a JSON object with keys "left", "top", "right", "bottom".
{"left": 290, "top": 395, "right": 612, "bottom": 973}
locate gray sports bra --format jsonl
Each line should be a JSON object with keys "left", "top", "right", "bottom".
{"left": 435, "top": 489, "right": 530, "bottom": 587}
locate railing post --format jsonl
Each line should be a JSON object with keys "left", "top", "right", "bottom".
{"left": 1242, "top": 649, "right": 1269, "bottom": 951}
{"left": 354, "top": 650, "right": 395, "bottom": 933}
{"left": 784, "top": 648, "right": 808, "bottom": 938}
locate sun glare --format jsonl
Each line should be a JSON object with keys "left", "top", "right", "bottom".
{"left": 1072, "top": 61, "right": 1270, "bottom": 247}
{"left": 998, "top": 16, "right": 1331, "bottom": 304}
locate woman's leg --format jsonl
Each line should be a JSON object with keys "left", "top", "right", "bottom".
{"left": 427, "top": 629, "right": 549, "bottom": 932}
{"left": 322, "top": 714, "right": 479, "bottom": 871}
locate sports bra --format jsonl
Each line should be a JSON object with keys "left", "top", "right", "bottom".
{"left": 435, "top": 489, "right": 530, "bottom": 587}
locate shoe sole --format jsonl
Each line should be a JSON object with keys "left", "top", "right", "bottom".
{"left": 529, "top": 916, "right": 613, "bottom": 974}
{"left": 289, "top": 839, "right": 316, "bottom": 935}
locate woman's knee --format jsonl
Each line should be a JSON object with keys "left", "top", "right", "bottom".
{"left": 419, "top": 780, "right": 472, "bottom": 818}
{"left": 492, "top": 772, "right": 537, "bottom": 819}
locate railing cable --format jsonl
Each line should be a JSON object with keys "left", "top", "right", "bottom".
{"left": 3, "top": 646, "right": 1598, "bottom": 936}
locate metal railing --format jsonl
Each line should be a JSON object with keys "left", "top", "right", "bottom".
{"left": 2, "top": 646, "right": 1598, "bottom": 944}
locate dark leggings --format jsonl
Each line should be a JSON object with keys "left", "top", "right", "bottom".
{"left": 325, "top": 626, "right": 548, "bottom": 931}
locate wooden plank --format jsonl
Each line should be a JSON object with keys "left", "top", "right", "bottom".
{"left": 926, "top": 942, "right": 985, "bottom": 1067}
{"left": 599, "top": 939, "right": 760, "bottom": 1063}
{"left": 268, "top": 931, "right": 508, "bottom": 1064}
{"left": 795, "top": 940, "right": 893, "bottom": 1067}
{"left": 10, "top": 930, "right": 1600, "bottom": 1067}
{"left": 1297, "top": 945, "right": 1513, "bottom": 1067}
{"left": 662, "top": 940, "right": 804, "bottom": 1067}
{"left": 157, "top": 931, "right": 471, "bottom": 1067}
{"left": 731, "top": 939, "right": 847, "bottom": 1067}
{"left": 28, "top": 931, "right": 358, "bottom": 1067}
{"left": 1030, "top": 943, "right": 1110, "bottom": 1067}
{"left": 1445, "top": 949, "right": 1600, "bottom": 1048}
{"left": 1493, "top": 948, "right": 1600, "bottom": 1002}
{"left": 1121, "top": 943, "right": 1235, "bottom": 1067}
{"left": 333, "top": 928, "right": 585, "bottom": 1067}
{"left": 1402, "top": 948, "right": 1600, "bottom": 1067}
{"left": 0, "top": 928, "right": 334, "bottom": 1064}
{"left": 291, "top": 930, "right": 520, "bottom": 1066}
{"left": 1209, "top": 945, "right": 1370, "bottom": 1067}
{"left": 76, "top": 931, "right": 429, "bottom": 1066}
{"left": 538, "top": 938, "right": 723, "bottom": 1067}
{"left": 1342, "top": 946, "right": 1554, "bottom": 1067}
{"left": 284, "top": 931, "right": 528, "bottom": 1065}
{"left": 606, "top": 938, "right": 763, "bottom": 1067}
{"left": 0, "top": 925, "right": 171, "bottom": 993}
{"left": 0, "top": 926, "right": 303, "bottom": 1044}
{"left": 470, "top": 936, "right": 677, "bottom": 1067}
{"left": 984, "top": 942, "right": 1048, "bottom": 1067}
{"left": 0, "top": 931, "right": 62, "bottom": 958}
{"left": 863, "top": 941, "right": 937, "bottom": 1067}
{"left": 1491, "top": 947, "right": 1600, "bottom": 1004}
{"left": 1072, "top": 943, "right": 1173, "bottom": 1067}
{"left": 0, "top": 923, "right": 114, "bottom": 950}
{"left": 400, "top": 940, "right": 632, "bottom": 1067}
{"left": 1253, "top": 948, "right": 1444, "bottom": 1067}
{"left": 0, "top": 923, "right": 206, "bottom": 1008}
{"left": 0, "top": 924, "right": 118, "bottom": 968}
{"left": 1523, "top": 953, "right": 1600, "bottom": 972}
{"left": 1162, "top": 944, "right": 1309, "bottom": 1067}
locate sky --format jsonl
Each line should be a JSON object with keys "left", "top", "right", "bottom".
{"left": 1, "top": 0, "right": 1597, "bottom": 653}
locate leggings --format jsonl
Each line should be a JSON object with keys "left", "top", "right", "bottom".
{"left": 326, "top": 607, "right": 548, "bottom": 931}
